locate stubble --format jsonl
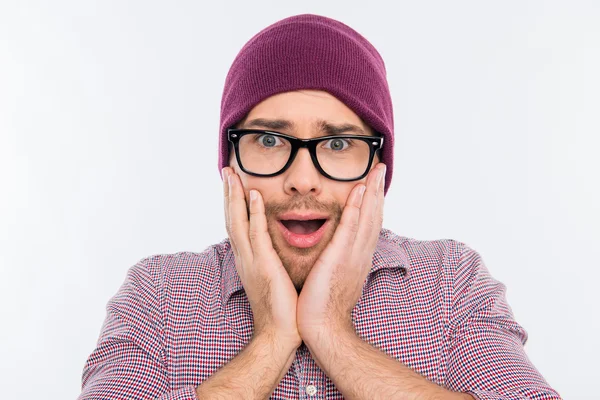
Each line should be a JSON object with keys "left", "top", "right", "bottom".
{"left": 264, "top": 196, "right": 342, "bottom": 292}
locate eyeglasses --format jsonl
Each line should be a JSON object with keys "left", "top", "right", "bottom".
{"left": 228, "top": 128, "right": 383, "bottom": 181}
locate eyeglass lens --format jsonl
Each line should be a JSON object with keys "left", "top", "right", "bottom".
{"left": 238, "top": 133, "right": 371, "bottom": 179}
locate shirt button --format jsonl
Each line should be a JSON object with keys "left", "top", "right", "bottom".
{"left": 305, "top": 384, "right": 317, "bottom": 396}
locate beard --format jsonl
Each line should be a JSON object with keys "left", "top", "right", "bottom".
{"left": 263, "top": 196, "right": 343, "bottom": 292}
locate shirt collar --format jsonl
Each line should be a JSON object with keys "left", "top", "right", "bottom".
{"left": 220, "top": 241, "right": 244, "bottom": 306}
{"left": 220, "top": 229, "right": 409, "bottom": 306}
{"left": 370, "top": 228, "right": 410, "bottom": 277}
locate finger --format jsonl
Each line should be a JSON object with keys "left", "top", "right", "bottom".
{"left": 377, "top": 163, "right": 385, "bottom": 222}
{"left": 328, "top": 183, "right": 366, "bottom": 248}
{"left": 222, "top": 167, "right": 239, "bottom": 255}
{"left": 227, "top": 172, "right": 253, "bottom": 260}
{"left": 369, "top": 163, "right": 386, "bottom": 249}
{"left": 248, "top": 189, "right": 275, "bottom": 256}
{"left": 355, "top": 164, "right": 386, "bottom": 248}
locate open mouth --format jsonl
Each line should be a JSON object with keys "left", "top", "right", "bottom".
{"left": 280, "top": 219, "right": 327, "bottom": 235}
{"left": 277, "top": 217, "right": 329, "bottom": 248}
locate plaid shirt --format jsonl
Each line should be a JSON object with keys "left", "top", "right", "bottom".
{"left": 80, "top": 229, "right": 560, "bottom": 399}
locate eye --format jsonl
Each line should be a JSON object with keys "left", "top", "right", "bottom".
{"left": 323, "top": 138, "right": 352, "bottom": 151}
{"left": 256, "top": 134, "right": 283, "bottom": 148}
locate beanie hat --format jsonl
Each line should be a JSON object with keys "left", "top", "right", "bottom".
{"left": 219, "top": 14, "right": 394, "bottom": 194}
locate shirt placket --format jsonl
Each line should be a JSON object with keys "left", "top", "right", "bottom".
{"left": 292, "top": 345, "right": 327, "bottom": 399}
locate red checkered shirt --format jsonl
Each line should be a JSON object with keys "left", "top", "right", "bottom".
{"left": 80, "top": 229, "right": 560, "bottom": 399}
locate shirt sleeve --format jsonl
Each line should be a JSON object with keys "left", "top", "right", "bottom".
{"left": 79, "top": 259, "right": 198, "bottom": 400}
{"left": 444, "top": 243, "right": 562, "bottom": 399}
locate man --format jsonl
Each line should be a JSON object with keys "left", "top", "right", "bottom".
{"left": 80, "top": 14, "right": 560, "bottom": 399}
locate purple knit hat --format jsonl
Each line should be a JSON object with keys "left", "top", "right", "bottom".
{"left": 219, "top": 14, "right": 394, "bottom": 193}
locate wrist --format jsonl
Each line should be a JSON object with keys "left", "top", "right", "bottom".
{"left": 302, "top": 318, "right": 355, "bottom": 349}
{"left": 303, "top": 324, "right": 358, "bottom": 371}
{"left": 252, "top": 329, "right": 301, "bottom": 360}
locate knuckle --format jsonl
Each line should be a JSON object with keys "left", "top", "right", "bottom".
{"left": 348, "top": 220, "right": 360, "bottom": 234}
{"left": 248, "top": 228, "right": 259, "bottom": 243}
{"left": 367, "top": 188, "right": 378, "bottom": 200}
{"left": 227, "top": 221, "right": 239, "bottom": 237}
{"left": 365, "top": 217, "right": 376, "bottom": 230}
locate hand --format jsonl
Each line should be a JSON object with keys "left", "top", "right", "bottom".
{"left": 222, "top": 167, "right": 301, "bottom": 348}
{"left": 297, "top": 164, "right": 386, "bottom": 345}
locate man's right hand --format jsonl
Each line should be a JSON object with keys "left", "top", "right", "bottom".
{"left": 222, "top": 167, "right": 301, "bottom": 348}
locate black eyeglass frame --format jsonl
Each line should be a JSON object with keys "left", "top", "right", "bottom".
{"left": 227, "top": 128, "right": 384, "bottom": 182}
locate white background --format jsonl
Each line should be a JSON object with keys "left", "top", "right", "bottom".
{"left": 1, "top": 1, "right": 598, "bottom": 398}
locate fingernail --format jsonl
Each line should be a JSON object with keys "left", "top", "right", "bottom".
{"left": 221, "top": 168, "right": 229, "bottom": 180}
{"left": 250, "top": 190, "right": 257, "bottom": 203}
{"left": 228, "top": 174, "right": 234, "bottom": 189}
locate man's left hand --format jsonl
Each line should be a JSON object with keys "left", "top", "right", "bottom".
{"left": 297, "top": 163, "right": 386, "bottom": 345}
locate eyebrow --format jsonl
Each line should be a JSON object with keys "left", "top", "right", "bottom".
{"left": 242, "top": 118, "right": 369, "bottom": 136}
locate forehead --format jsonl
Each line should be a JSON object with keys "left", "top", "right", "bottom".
{"left": 240, "top": 90, "right": 373, "bottom": 137}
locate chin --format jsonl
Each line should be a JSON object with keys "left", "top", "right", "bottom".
{"left": 265, "top": 205, "right": 340, "bottom": 291}
{"left": 280, "top": 248, "right": 320, "bottom": 292}
{"left": 270, "top": 230, "right": 331, "bottom": 292}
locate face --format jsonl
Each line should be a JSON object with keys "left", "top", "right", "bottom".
{"left": 230, "top": 90, "right": 379, "bottom": 291}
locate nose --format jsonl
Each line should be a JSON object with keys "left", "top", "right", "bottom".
{"left": 283, "top": 148, "right": 322, "bottom": 196}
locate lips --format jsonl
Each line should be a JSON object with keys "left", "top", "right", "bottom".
{"left": 277, "top": 213, "right": 330, "bottom": 249}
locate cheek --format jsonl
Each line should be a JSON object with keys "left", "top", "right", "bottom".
{"left": 329, "top": 182, "right": 361, "bottom": 207}
{"left": 237, "top": 174, "right": 282, "bottom": 204}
